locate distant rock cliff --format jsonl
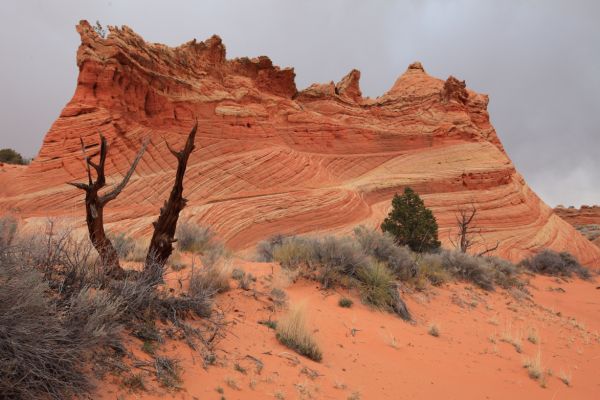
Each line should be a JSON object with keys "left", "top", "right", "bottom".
{"left": 1, "top": 20, "right": 598, "bottom": 266}
{"left": 555, "top": 205, "right": 600, "bottom": 249}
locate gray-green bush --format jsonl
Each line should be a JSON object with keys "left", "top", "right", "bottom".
{"left": 353, "top": 226, "right": 417, "bottom": 280}
{"left": 0, "top": 221, "right": 219, "bottom": 399}
{"left": 520, "top": 250, "right": 590, "bottom": 279}
{"left": 176, "top": 221, "right": 216, "bottom": 254}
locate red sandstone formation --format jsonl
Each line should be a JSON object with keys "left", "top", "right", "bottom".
{"left": 555, "top": 205, "right": 600, "bottom": 248}
{"left": 0, "top": 21, "right": 598, "bottom": 266}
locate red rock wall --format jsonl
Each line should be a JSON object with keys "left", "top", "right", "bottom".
{"left": 1, "top": 21, "right": 599, "bottom": 267}
{"left": 555, "top": 206, "right": 600, "bottom": 249}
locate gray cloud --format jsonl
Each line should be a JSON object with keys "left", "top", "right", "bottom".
{"left": 0, "top": 0, "right": 598, "bottom": 206}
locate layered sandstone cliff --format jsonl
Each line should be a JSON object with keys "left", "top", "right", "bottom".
{"left": 555, "top": 205, "right": 600, "bottom": 249}
{"left": 1, "top": 21, "right": 598, "bottom": 266}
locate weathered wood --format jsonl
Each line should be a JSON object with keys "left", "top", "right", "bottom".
{"left": 68, "top": 134, "right": 147, "bottom": 278}
{"left": 145, "top": 122, "right": 198, "bottom": 273}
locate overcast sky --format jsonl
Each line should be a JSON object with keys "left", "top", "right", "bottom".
{"left": 0, "top": 0, "right": 598, "bottom": 207}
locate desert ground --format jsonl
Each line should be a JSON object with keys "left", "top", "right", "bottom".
{"left": 92, "top": 256, "right": 599, "bottom": 400}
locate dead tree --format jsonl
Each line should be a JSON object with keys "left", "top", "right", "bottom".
{"left": 145, "top": 122, "right": 197, "bottom": 273}
{"left": 453, "top": 205, "right": 477, "bottom": 253}
{"left": 450, "top": 204, "right": 499, "bottom": 256}
{"left": 68, "top": 134, "right": 148, "bottom": 278}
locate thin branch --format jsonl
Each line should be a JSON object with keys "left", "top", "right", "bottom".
{"left": 66, "top": 181, "right": 90, "bottom": 191}
{"left": 99, "top": 137, "right": 149, "bottom": 205}
{"left": 477, "top": 241, "right": 500, "bottom": 257}
{"left": 79, "top": 137, "right": 92, "bottom": 186}
{"left": 164, "top": 139, "right": 181, "bottom": 160}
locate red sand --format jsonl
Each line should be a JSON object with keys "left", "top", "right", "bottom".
{"left": 96, "top": 259, "right": 600, "bottom": 399}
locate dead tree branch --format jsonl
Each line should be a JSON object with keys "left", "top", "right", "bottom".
{"left": 451, "top": 204, "right": 500, "bottom": 257}
{"left": 68, "top": 134, "right": 148, "bottom": 278}
{"left": 453, "top": 204, "right": 477, "bottom": 253}
{"left": 145, "top": 122, "right": 198, "bottom": 274}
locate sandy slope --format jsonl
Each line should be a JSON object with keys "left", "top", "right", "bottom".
{"left": 96, "top": 259, "right": 600, "bottom": 399}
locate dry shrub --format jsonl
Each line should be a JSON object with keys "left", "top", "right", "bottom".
{"left": 154, "top": 356, "right": 182, "bottom": 388}
{"left": 107, "top": 232, "right": 136, "bottom": 259}
{"left": 0, "top": 262, "right": 89, "bottom": 399}
{"left": 338, "top": 297, "right": 353, "bottom": 308}
{"left": 357, "top": 262, "right": 411, "bottom": 320}
{"left": 272, "top": 237, "right": 315, "bottom": 270}
{"left": 353, "top": 226, "right": 417, "bottom": 280}
{"left": 272, "top": 235, "right": 366, "bottom": 288}
{"left": 264, "top": 233, "right": 412, "bottom": 319}
{"left": 1, "top": 219, "right": 220, "bottom": 399}
{"left": 189, "top": 261, "right": 232, "bottom": 296}
{"left": 66, "top": 287, "right": 123, "bottom": 348}
{"left": 174, "top": 222, "right": 228, "bottom": 269}
{"left": 439, "top": 250, "right": 495, "bottom": 290}
{"left": 487, "top": 256, "right": 525, "bottom": 289}
{"left": 270, "top": 287, "right": 288, "bottom": 308}
{"left": 108, "top": 271, "right": 161, "bottom": 320}
{"left": 520, "top": 249, "right": 590, "bottom": 279}
{"left": 276, "top": 304, "right": 322, "bottom": 362}
{"left": 256, "top": 234, "right": 286, "bottom": 261}
{"left": 415, "top": 252, "right": 451, "bottom": 287}
{"left": 311, "top": 236, "right": 366, "bottom": 287}
{"left": 176, "top": 221, "right": 216, "bottom": 253}
{"left": 0, "top": 215, "right": 17, "bottom": 249}
{"left": 199, "top": 241, "right": 226, "bottom": 269}
{"left": 124, "top": 238, "right": 150, "bottom": 263}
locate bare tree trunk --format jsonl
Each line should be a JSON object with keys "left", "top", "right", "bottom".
{"left": 84, "top": 183, "right": 121, "bottom": 277}
{"left": 451, "top": 204, "right": 500, "bottom": 257}
{"left": 145, "top": 122, "right": 198, "bottom": 273}
{"left": 450, "top": 205, "right": 477, "bottom": 253}
{"left": 68, "top": 134, "right": 148, "bottom": 278}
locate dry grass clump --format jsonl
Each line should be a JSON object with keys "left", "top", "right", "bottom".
{"left": 559, "top": 369, "right": 572, "bottom": 386}
{"left": 175, "top": 221, "right": 228, "bottom": 269}
{"left": 270, "top": 287, "right": 288, "bottom": 308}
{"left": 527, "top": 327, "right": 540, "bottom": 344}
{"left": 65, "top": 287, "right": 124, "bottom": 348}
{"left": 232, "top": 269, "right": 256, "bottom": 290}
{"left": 428, "top": 323, "right": 440, "bottom": 337}
{"left": 520, "top": 249, "right": 590, "bottom": 279}
{"left": 338, "top": 297, "right": 353, "bottom": 308}
{"left": 271, "top": 235, "right": 366, "bottom": 287}
{"left": 275, "top": 304, "right": 322, "bottom": 362}
{"left": 414, "top": 252, "right": 451, "bottom": 288}
{"left": 189, "top": 261, "right": 232, "bottom": 296}
{"left": 272, "top": 237, "right": 315, "bottom": 269}
{"left": 154, "top": 356, "right": 182, "bottom": 388}
{"left": 123, "top": 372, "right": 146, "bottom": 392}
{"left": 523, "top": 349, "right": 544, "bottom": 381}
{"left": 357, "top": 262, "right": 411, "bottom": 320}
{"left": 500, "top": 321, "right": 523, "bottom": 353}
